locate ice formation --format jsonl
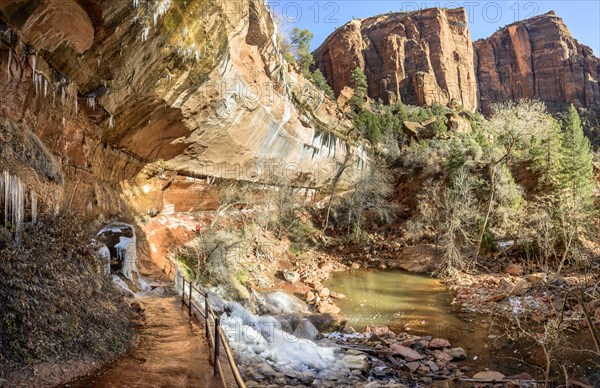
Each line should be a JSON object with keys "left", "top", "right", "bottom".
{"left": 97, "top": 245, "right": 111, "bottom": 276}
{"left": 0, "top": 170, "right": 33, "bottom": 241}
{"left": 87, "top": 96, "right": 96, "bottom": 110}
{"left": 30, "top": 54, "right": 37, "bottom": 79}
{"left": 220, "top": 301, "right": 336, "bottom": 371}
{"left": 97, "top": 223, "right": 139, "bottom": 282}
{"left": 7, "top": 50, "right": 12, "bottom": 80}
{"left": 141, "top": 27, "right": 150, "bottom": 42}
{"left": 176, "top": 272, "right": 347, "bottom": 380}
{"left": 30, "top": 190, "right": 37, "bottom": 224}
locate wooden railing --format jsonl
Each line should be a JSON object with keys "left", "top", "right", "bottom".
{"left": 165, "top": 259, "right": 246, "bottom": 388}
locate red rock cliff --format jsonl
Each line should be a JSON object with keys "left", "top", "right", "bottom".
{"left": 313, "top": 8, "right": 478, "bottom": 110}
{"left": 475, "top": 11, "right": 600, "bottom": 114}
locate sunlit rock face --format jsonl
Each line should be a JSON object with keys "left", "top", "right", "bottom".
{"left": 0, "top": 0, "right": 367, "bottom": 224}
{"left": 313, "top": 8, "right": 479, "bottom": 110}
{"left": 475, "top": 11, "right": 600, "bottom": 115}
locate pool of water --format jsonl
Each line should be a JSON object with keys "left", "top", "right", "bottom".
{"left": 325, "top": 269, "right": 530, "bottom": 376}
{"left": 325, "top": 269, "right": 600, "bottom": 381}
{"left": 325, "top": 269, "right": 467, "bottom": 335}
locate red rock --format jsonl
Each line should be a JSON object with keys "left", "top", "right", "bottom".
{"left": 473, "top": 371, "right": 505, "bottom": 380}
{"left": 432, "top": 350, "right": 453, "bottom": 363}
{"left": 428, "top": 338, "right": 451, "bottom": 349}
{"left": 389, "top": 344, "right": 424, "bottom": 361}
{"left": 317, "top": 302, "right": 340, "bottom": 315}
{"left": 330, "top": 291, "right": 346, "bottom": 299}
{"left": 305, "top": 291, "right": 315, "bottom": 302}
{"left": 313, "top": 8, "right": 478, "bottom": 110}
{"left": 475, "top": 11, "right": 600, "bottom": 115}
{"left": 318, "top": 288, "right": 331, "bottom": 298}
{"left": 365, "top": 325, "right": 392, "bottom": 336}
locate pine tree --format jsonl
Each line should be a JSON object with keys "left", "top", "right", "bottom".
{"left": 530, "top": 118, "right": 563, "bottom": 190}
{"left": 310, "top": 69, "right": 334, "bottom": 99}
{"left": 348, "top": 67, "right": 368, "bottom": 111}
{"left": 559, "top": 105, "right": 594, "bottom": 204}
{"left": 446, "top": 139, "right": 465, "bottom": 178}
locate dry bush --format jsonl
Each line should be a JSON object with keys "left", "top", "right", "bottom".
{"left": 0, "top": 214, "right": 131, "bottom": 365}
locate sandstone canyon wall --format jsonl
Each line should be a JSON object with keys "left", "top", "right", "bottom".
{"left": 314, "top": 9, "right": 600, "bottom": 116}
{"left": 475, "top": 11, "right": 600, "bottom": 115}
{"left": 312, "top": 8, "right": 478, "bottom": 111}
{"left": 0, "top": 0, "right": 367, "bottom": 223}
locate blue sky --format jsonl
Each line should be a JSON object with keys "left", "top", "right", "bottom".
{"left": 266, "top": 1, "right": 600, "bottom": 54}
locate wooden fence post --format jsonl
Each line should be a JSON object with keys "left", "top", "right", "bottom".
{"left": 188, "top": 282, "right": 192, "bottom": 316}
{"left": 181, "top": 278, "right": 186, "bottom": 305}
{"left": 205, "top": 295, "right": 209, "bottom": 338}
{"left": 214, "top": 317, "right": 221, "bottom": 376}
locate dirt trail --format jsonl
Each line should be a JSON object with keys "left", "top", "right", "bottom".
{"left": 78, "top": 293, "right": 222, "bottom": 388}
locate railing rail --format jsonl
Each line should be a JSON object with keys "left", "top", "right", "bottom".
{"left": 164, "top": 258, "right": 246, "bottom": 388}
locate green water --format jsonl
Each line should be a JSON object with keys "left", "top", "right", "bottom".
{"left": 325, "top": 270, "right": 507, "bottom": 371}
{"left": 325, "top": 269, "right": 600, "bottom": 380}
{"left": 325, "top": 269, "right": 468, "bottom": 337}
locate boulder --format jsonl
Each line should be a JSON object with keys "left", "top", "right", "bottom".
{"left": 305, "top": 291, "right": 315, "bottom": 302}
{"left": 446, "top": 347, "right": 467, "bottom": 361}
{"left": 306, "top": 313, "right": 342, "bottom": 332}
{"left": 395, "top": 244, "right": 437, "bottom": 272}
{"left": 428, "top": 338, "right": 451, "bottom": 349}
{"left": 330, "top": 291, "right": 346, "bottom": 299}
{"left": 446, "top": 113, "right": 471, "bottom": 133}
{"left": 292, "top": 318, "right": 320, "bottom": 341}
{"left": 340, "top": 354, "right": 369, "bottom": 372}
{"left": 473, "top": 371, "right": 506, "bottom": 380}
{"left": 318, "top": 287, "right": 331, "bottom": 298}
{"left": 365, "top": 325, "right": 393, "bottom": 337}
{"left": 389, "top": 344, "right": 424, "bottom": 361}
{"left": 403, "top": 121, "right": 427, "bottom": 142}
{"left": 317, "top": 302, "right": 340, "bottom": 315}
{"left": 263, "top": 291, "right": 308, "bottom": 314}
{"left": 283, "top": 270, "right": 300, "bottom": 283}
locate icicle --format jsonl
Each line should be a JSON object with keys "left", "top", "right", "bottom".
{"left": 31, "top": 190, "right": 37, "bottom": 224}
{"left": 61, "top": 86, "right": 66, "bottom": 105}
{"left": 43, "top": 78, "right": 48, "bottom": 97}
{"left": 74, "top": 98, "right": 78, "bottom": 115}
{"left": 142, "top": 27, "right": 150, "bottom": 42}
{"left": 109, "top": 115, "right": 114, "bottom": 129}
{"left": 1, "top": 171, "right": 25, "bottom": 241}
{"left": 31, "top": 54, "right": 37, "bottom": 80}
{"left": 62, "top": 116, "right": 66, "bottom": 127}
{"left": 7, "top": 50, "right": 12, "bottom": 81}
{"left": 87, "top": 96, "right": 96, "bottom": 110}
{"left": 133, "top": 0, "right": 139, "bottom": 7}
{"left": 166, "top": 73, "right": 172, "bottom": 83}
